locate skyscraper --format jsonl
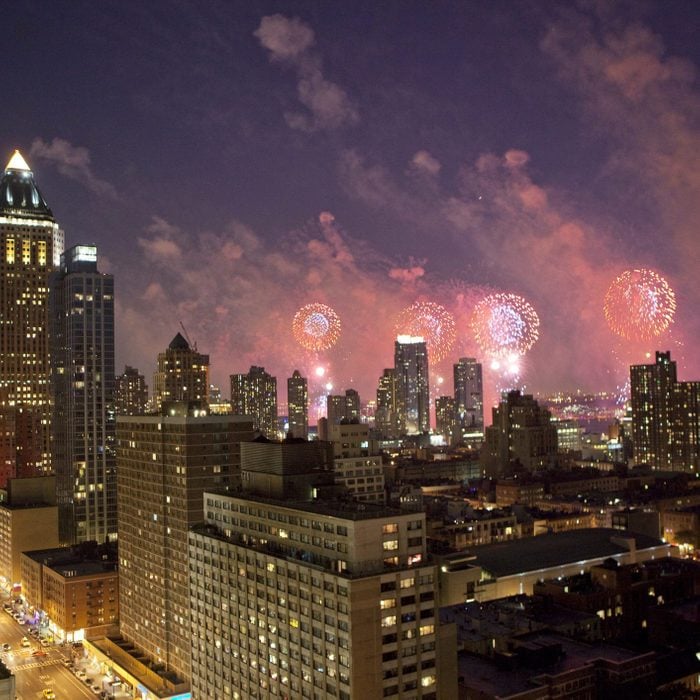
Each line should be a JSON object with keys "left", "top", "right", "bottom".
{"left": 152, "top": 332, "right": 209, "bottom": 410}
{"left": 114, "top": 365, "right": 148, "bottom": 416}
{"left": 326, "top": 388, "right": 361, "bottom": 425}
{"left": 453, "top": 357, "right": 483, "bottom": 430}
{"left": 375, "top": 368, "right": 400, "bottom": 438}
{"left": 394, "top": 336, "right": 430, "bottom": 435}
{"left": 435, "top": 395, "right": 457, "bottom": 445}
{"left": 0, "top": 151, "right": 64, "bottom": 485}
{"left": 630, "top": 351, "right": 699, "bottom": 472}
{"left": 230, "top": 365, "right": 278, "bottom": 438}
{"left": 50, "top": 244, "right": 116, "bottom": 544}
{"left": 116, "top": 402, "right": 254, "bottom": 682}
{"left": 287, "top": 370, "right": 308, "bottom": 439}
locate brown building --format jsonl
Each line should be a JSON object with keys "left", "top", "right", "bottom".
{"left": 152, "top": 333, "right": 209, "bottom": 410}
{"left": 0, "top": 476, "right": 58, "bottom": 588}
{"left": 114, "top": 365, "right": 148, "bottom": 416}
{"left": 20, "top": 543, "right": 118, "bottom": 642}
{"left": 116, "top": 404, "right": 254, "bottom": 683}
{"left": 495, "top": 478, "right": 545, "bottom": 507}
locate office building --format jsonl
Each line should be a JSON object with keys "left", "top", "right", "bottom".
{"left": 50, "top": 244, "right": 116, "bottom": 544}
{"left": 326, "top": 388, "right": 361, "bottom": 425}
{"left": 287, "top": 370, "right": 308, "bottom": 439}
{"left": 188, "top": 488, "right": 456, "bottom": 700}
{"left": 394, "top": 336, "right": 430, "bottom": 435}
{"left": 230, "top": 366, "right": 278, "bottom": 438}
{"left": 114, "top": 366, "right": 148, "bottom": 416}
{"left": 0, "top": 151, "right": 64, "bottom": 484}
{"left": 482, "top": 390, "right": 558, "bottom": 476}
{"left": 152, "top": 333, "right": 209, "bottom": 410}
{"left": 631, "top": 351, "right": 700, "bottom": 472}
{"left": 116, "top": 403, "right": 254, "bottom": 682}
{"left": 453, "top": 357, "right": 483, "bottom": 430}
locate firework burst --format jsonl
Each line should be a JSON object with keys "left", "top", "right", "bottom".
{"left": 470, "top": 293, "right": 540, "bottom": 358}
{"left": 292, "top": 303, "right": 341, "bottom": 352}
{"left": 603, "top": 268, "right": 675, "bottom": 341}
{"left": 395, "top": 301, "right": 456, "bottom": 363}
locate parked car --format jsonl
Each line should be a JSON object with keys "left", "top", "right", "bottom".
{"left": 1, "top": 643, "right": 10, "bottom": 651}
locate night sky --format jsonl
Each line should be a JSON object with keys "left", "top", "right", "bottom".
{"left": 4, "top": 1, "right": 699, "bottom": 415}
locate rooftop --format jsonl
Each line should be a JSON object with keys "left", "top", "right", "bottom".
{"left": 1, "top": 149, "right": 54, "bottom": 221}
{"left": 444, "top": 528, "right": 668, "bottom": 577}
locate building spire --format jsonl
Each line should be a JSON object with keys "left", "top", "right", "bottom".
{"left": 6, "top": 150, "right": 31, "bottom": 172}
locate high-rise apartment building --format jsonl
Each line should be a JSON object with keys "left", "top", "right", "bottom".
{"left": 114, "top": 365, "right": 148, "bottom": 416}
{"left": 0, "top": 151, "right": 64, "bottom": 485}
{"left": 453, "top": 357, "right": 483, "bottom": 430}
{"left": 152, "top": 333, "right": 209, "bottom": 410}
{"left": 630, "top": 351, "right": 700, "bottom": 472}
{"left": 394, "top": 336, "right": 430, "bottom": 435}
{"left": 482, "top": 390, "right": 558, "bottom": 476}
{"left": 116, "top": 403, "right": 254, "bottom": 682}
{"left": 326, "top": 388, "right": 361, "bottom": 425}
{"left": 50, "top": 244, "right": 116, "bottom": 544}
{"left": 230, "top": 366, "right": 278, "bottom": 438}
{"left": 188, "top": 489, "right": 456, "bottom": 700}
{"left": 287, "top": 370, "right": 308, "bottom": 439}
{"left": 375, "top": 368, "right": 400, "bottom": 438}
{"left": 435, "top": 396, "right": 457, "bottom": 445}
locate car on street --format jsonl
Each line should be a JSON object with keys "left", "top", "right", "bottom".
{"left": 77, "top": 670, "right": 87, "bottom": 678}
{"left": 1, "top": 643, "right": 10, "bottom": 651}
{"left": 42, "top": 690, "right": 56, "bottom": 699}
{"left": 32, "top": 649, "right": 47, "bottom": 657}
{"left": 92, "top": 686, "right": 101, "bottom": 695}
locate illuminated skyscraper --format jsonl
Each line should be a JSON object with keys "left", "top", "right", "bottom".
{"left": 453, "top": 357, "right": 483, "bottom": 429}
{"left": 152, "top": 333, "right": 209, "bottom": 410}
{"left": 375, "top": 368, "right": 400, "bottom": 438}
{"left": 631, "top": 351, "right": 699, "bottom": 472}
{"left": 0, "top": 151, "right": 64, "bottom": 486}
{"left": 50, "top": 245, "right": 116, "bottom": 544}
{"left": 230, "top": 365, "right": 278, "bottom": 438}
{"left": 114, "top": 365, "right": 148, "bottom": 416}
{"left": 394, "top": 336, "right": 430, "bottom": 435}
{"left": 287, "top": 370, "right": 308, "bottom": 439}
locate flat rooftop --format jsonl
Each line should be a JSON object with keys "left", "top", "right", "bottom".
{"left": 448, "top": 528, "right": 667, "bottom": 577}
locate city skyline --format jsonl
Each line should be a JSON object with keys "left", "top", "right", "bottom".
{"left": 3, "top": 2, "right": 699, "bottom": 407}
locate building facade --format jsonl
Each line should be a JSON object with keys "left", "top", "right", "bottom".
{"left": 230, "top": 366, "right": 278, "bottom": 438}
{"left": 50, "top": 244, "right": 116, "bottom": 544}
{"left": 116, "top": 407, "right": 254, "bottom": 682}
{"left": 114, "top": 365, "right": 148, "bottom": 416}
{"left": 394, "top": 337, "right": 430, "bottom": 435}
{"left": 375, "top": 368, "right": 400, "bottom": 438}
{"left": 188, "top": 492, "right": 455, "bottom": 700}
{"left": 453, "top": 357, "right": 483, "bottom": 430}
{"left": 287, "top": 370, "right": 308, "bottom": 439}
{"left": 0, "top": 151, "right": 64, "bottom": 485}
{"left": 152, "top": 333, "right": 209, "bottom": 410}
{"left": 631, "top": 352, "right": 700, "bottom": 472}
{"left": 326, "top": 389, "right": 361, "bottom": 425}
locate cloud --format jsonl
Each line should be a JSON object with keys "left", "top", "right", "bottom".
{"left": 29, "top": 137, "right": 117, "bottom": 197}
{"left": 389, "top": 266, "right": 426, "bottom": 284}
{"left": 410, "top": 150, "right": 441, "bottom": 176}
{"left": 254, "top": 14, "right": 314, "bottom": 60}
{"left": 137, "top": 216, "right": 184, "bottom": 262}
{"left": 255, "top": 14, "right": 358, "bottom": 131}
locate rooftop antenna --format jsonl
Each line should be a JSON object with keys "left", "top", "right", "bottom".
{"left": 179, "top": 321, "right": 197, "bottom": 351}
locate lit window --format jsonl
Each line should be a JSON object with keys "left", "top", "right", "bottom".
{"left": 383, "top": 540, "right": 399, "bottom": 551}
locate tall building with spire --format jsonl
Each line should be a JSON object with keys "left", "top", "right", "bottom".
{"left": 287, "top": 370, "right": 308, "bottom": 439}
{"left": 0, "top": 151, "right": 64, "bottom": 486}
{"left": 50, "top": 245, "right": 116, "bottom": 544}
{"left": 230, "top": 366, "right": 278, "bottom": 438}
{"left": 152, "top": 333, "right": 209, "bottom": 410}
{"left": 394, "top": 336, "right": 430, "bottom": 435}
